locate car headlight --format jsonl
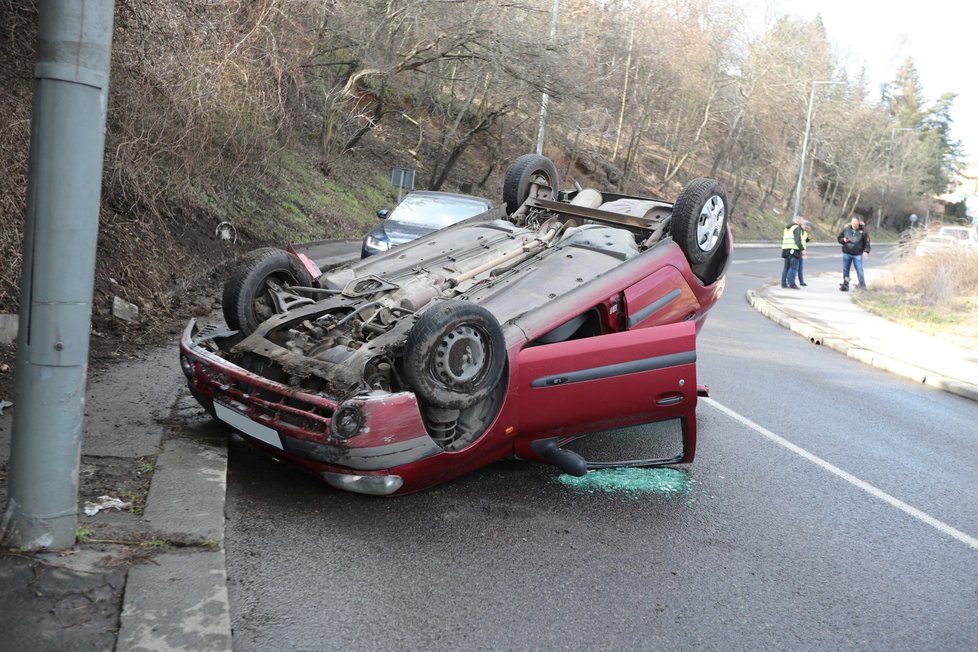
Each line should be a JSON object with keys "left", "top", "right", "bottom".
{"left": 331, "top": 403, "right": 363, "bottom": 440}
{"left": 364, "top": 234, "right": 390, "bottom": 253}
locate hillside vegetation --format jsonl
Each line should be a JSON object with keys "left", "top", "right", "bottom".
{"left": 0, "top": 0, "right": 965, "bottom": 332}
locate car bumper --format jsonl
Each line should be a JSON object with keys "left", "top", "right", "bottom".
{"left": 178, "top": 319, "right": 442, "bottom": 495}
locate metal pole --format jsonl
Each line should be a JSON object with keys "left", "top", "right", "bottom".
{"left": 792, "top": 80, "right": 841, "bottom": 222}
{"left": 2, "top": 0, "right": 115, "bottom": 549}
{"left": 535, "top": 0, "right": 559, "bottom": 155}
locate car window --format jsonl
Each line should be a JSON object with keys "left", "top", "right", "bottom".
{"left": 938, "top": 228, "right": 970, "bottom": 240}
{"left": 388, "top": 195, "right": 489, "bottom": 228}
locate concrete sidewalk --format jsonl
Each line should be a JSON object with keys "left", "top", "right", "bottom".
{"left": 748, "top": 269, "right": 978, "bottom": 402}
{"left": 0, "top": 339, "right": 233, "bottom": 651}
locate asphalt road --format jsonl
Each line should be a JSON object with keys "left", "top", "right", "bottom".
{"left": 224, "top": 244, "right": 978, "bottom": 650}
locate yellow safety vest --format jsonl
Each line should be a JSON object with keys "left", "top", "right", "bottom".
{"left": 781, "top": 224, "right": 800, "bottom": 251}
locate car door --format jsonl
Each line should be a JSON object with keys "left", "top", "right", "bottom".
{"left": 514, "top": 319, "right": 697, "bottom": 440}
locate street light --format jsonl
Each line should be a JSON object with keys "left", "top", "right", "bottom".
{"left": 792, "top": 80, "right": 844, "bottom": 222}
{"left": 535, "top": 0, "right": 560, "bottom": 155}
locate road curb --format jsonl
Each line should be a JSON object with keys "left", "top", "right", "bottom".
{"left": 117, "top": 550, "right": 232, "bottom": 652}
{"left": 117, "top": 433, "right": 232, "bottom": 651}
{"left": 746, "top": 288, "right": 978, "bottom": 403}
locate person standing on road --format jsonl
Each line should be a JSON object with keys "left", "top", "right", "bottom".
{"left": 798, "top": 220, "right": 813, "bottom": 286}
{"left": 780, "top": 216, "right": 805, "bottom": 289}
{"left": 837, "top": 215, "right": 871, "bottom": 291}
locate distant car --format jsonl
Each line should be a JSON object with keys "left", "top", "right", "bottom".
{"left": 180, "top": 154, "right": 732, "bottom": 496}
{"left": 936, "top": 226, "right": 978, "bottom": 245}
{"left": 361, "top": 190, "right": 493, "bottom": 257}
{"left": 915, "top": 226, "right": 978, "bottom": 256}
{"left": 915, "top": 235, "right": 955, "bottom": 256}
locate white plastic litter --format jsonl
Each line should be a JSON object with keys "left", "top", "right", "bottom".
{"left": 83, "top": 495, "right": 131, "bottom": 516}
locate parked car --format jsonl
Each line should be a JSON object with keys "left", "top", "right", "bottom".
{"left": 361, "top": 190, "right": 493, "bottom": 257}
{"left": 936, "top": 226, "right": 978, "bottom": 244}
{"left": 915, "top": 235, "right": 954, "bottom": 256}
{"left": 180, "top": 154, "right": 732, "bottom": 495}
{"left": 915, "top": 226, "right": 978, "bottom": 256}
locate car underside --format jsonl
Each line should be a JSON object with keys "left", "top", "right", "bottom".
{"left": 180, "top": 154, "right": 732, "bottom": 495}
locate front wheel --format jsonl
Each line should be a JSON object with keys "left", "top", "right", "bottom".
{"left": 403, "top": 300, "right": 506, "bottom": 409}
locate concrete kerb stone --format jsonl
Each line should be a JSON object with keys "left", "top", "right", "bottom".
{"left": 746, "top": 289, "right": 829, "bottom": 346}
{"left": 117, "top": 425, "right": 232, "bottom": 650}
{"left": 747, "top": 287, "right": 978, "bottom": 404}
{"left": 117, "top": 550, "right": 232, "bottom": 652}
{"left": 927, "top": 376, "right": 978, "bottom": 401}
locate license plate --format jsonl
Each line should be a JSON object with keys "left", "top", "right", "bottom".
{"left": 214, "top": 402, "right": 283, "bottom": 450}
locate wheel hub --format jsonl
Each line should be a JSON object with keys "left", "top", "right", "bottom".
{"left": 435, "top": 325, "right": 486, "bottom": 385}
{"left": 696, "top": 195, "right": 726, "bottom": 251}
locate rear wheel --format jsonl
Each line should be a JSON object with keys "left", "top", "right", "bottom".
{"left": 222, "top": 247, "right": 312, "bottom": 335}
{"left": 503, "top": 154, "right": 560, "bottom": 213}
{"left": 670, "top": 178, "right": 728, "bottom": 284}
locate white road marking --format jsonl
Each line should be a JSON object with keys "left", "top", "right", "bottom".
{"left": 733, "top": 254, "right": 838, "bottom": 264}
{"left": 704, "top": 398, "right": 978, "bottom": 552}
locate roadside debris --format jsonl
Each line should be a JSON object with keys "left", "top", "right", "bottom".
{"left": 0, "top": 399, "right": 11, "bottom": 416}
{"left": 215, "top": 221, "right": 237, "bottom": 243}
{"left": 83, "top": 495, "right": 131, "bottom": 516}
{"left": 112, "top": 296, "right": 140, "bottom": 324}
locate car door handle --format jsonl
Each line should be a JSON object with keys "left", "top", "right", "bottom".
{"left": 655, "top": 393, "right": 684, "bottom": 406}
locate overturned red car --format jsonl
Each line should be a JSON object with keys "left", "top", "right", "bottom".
{"left": 179, "top": 154, "right": 731, "bottom": 495}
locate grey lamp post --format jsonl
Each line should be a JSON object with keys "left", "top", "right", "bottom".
{"left": 2, "top": 0, "right": 115, "bottom": 549}
{"left": 535, "top": 0, "right": 559, "bottom": 155}
{"left": 792, "top": 80, "right": 843, "bottom": 222}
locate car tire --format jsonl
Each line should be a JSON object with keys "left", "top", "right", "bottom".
{"left": 671, "top": 178, "right": 728, "bottom": 273}
{"left": 222, "top": 247, "right": 313, "bottom": 335}
{"left": 404, "top": 300, "right": 506, "bottom": 409}
{"left": 503, "top": 154, "right": 560, "bottom": 213}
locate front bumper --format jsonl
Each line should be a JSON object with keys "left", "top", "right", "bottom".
{"left": 178, "top": 319, "right": 441, "bottom": 494}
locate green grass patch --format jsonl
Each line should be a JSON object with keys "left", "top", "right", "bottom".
{"left": 854, "top": 292, "right": 965, "bottom": 334}
{"left": 734, "top": 208, "right": 793, "bottom": 241}
{"left": 119, "top": 489, "right": 149, "bottom": 517}
{"left": 76, "top": 527, "right": 96, "bottom": 542}
{"left": 180, "top": 146, "right": 400, "bottom": 246}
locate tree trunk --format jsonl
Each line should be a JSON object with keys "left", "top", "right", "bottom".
{"left": 343, "top": 86, "right": 386, "bottom": 152}
{"left": 759, "top": 168, "right": 779, "bottom": 212}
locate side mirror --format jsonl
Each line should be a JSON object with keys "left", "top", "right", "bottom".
{"left": 376, "top": 209, "right": 389, "bottom": 219}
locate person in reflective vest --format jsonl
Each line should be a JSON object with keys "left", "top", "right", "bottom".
{"left": 781, "top": 216, "right": 805, "bottom": 289}
{"left": 798, "top": 220, "right": 812, "bottom": 286}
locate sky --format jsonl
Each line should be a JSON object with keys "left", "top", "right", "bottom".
{"left": 749, "top": 0, "right": 977, "bottom": 160}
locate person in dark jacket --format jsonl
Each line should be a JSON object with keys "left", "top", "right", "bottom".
{"left": 837, "top": 215, "right": 871, "bottom": 291}
{"left": 781, "top": 216, "right": 805, "bottom": 289}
